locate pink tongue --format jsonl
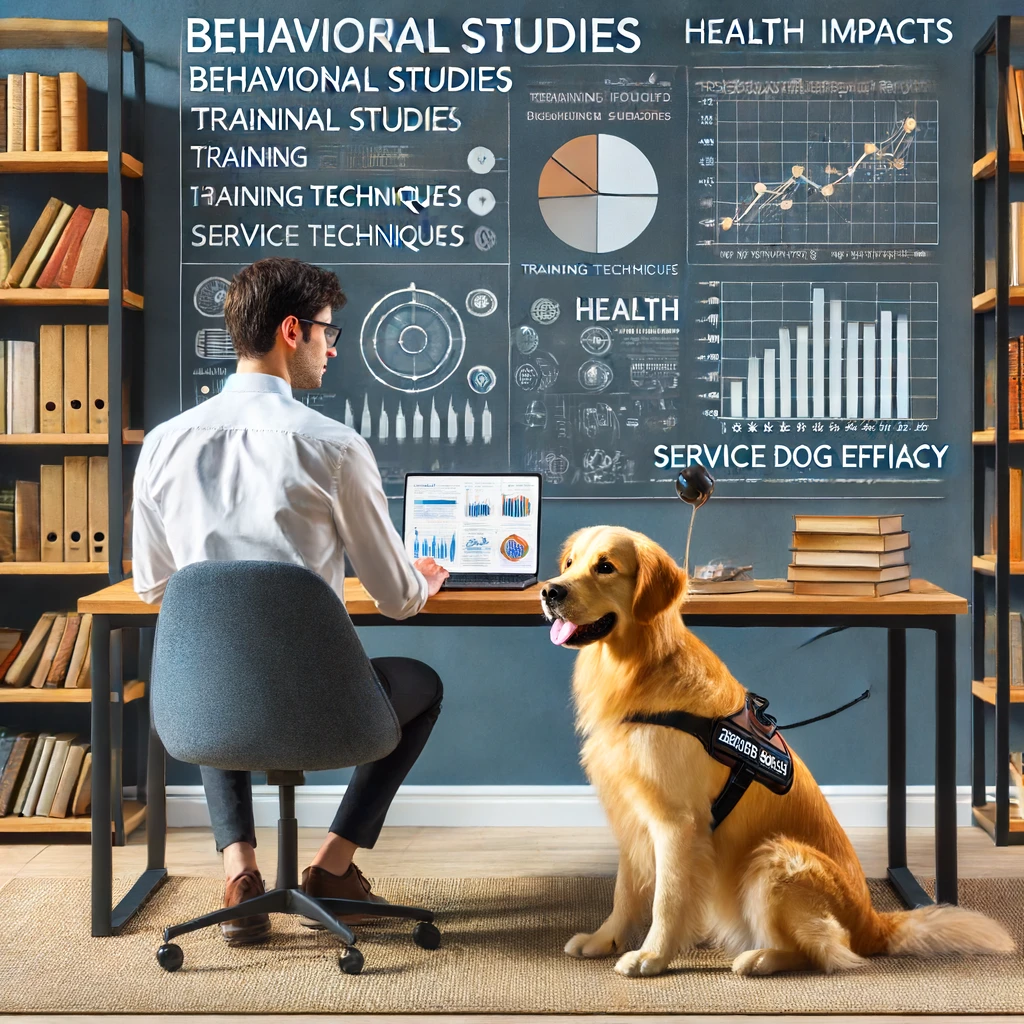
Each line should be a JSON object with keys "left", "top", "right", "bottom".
{"left": 550, "top": 619, "right": 578, "bottom": 646}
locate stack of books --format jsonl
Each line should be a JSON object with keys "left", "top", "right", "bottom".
{"left": 2, "top": 71, "right": 88, "bottom": 153}
{"left": 788, "top": 515, "right": 911, "bottom": 596}
{"left": 0, "top": 729, "right": 92, "bottom": 819}
{"left": 1, "top": 611, "right": 93, "bottom": 689}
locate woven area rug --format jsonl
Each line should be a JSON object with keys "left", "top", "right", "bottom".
{"left": 0, "top": 875, "right": 1021, "bottom": 1013}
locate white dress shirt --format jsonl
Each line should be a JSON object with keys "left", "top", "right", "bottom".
{"left": 131, "top": 372, "right": 427, "bottom": 618}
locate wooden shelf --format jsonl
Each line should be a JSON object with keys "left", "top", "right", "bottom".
{"left": 0, "top": 151, "right": 142, "bottom": 178}
{"left": 972, "top": 429, "right": 1024, "bottom": 444}
{"left": 0, "top": 18, "right": 127, "bottom": 50}
{"left": 972, "top": 149, "right": 1024, "bottom": 179}
{"left": 972, "top": 678, "right": 1024, "bottom": 704}
{"left": 972, "top": 286, "right": 1024, "bottom": 312}
{"left": 0, "top": 429, "right": 142, "bottom": 445}
{"left": 0, "top": 680, "right": 144, "bottom": 703}
{"left": 0, "top": 289, "right": 143, "bottom": 310}
{"left": 0, "top": 800, "right": 145, "bottom": 833}
{"left": 0, "top": 562, "right": 112, "bottom": 575}
{"left": 973, "top": 803, "right": 1024, "bottom": 837}
{"left": 973, "top": 554, "right": 1024, "bottom": 575}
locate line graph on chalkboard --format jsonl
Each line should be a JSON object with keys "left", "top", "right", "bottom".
{"left": 687, "top": 68, "right": 938, "bottom": 261}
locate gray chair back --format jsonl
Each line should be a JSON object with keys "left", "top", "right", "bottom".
{"left": 150, "top": 560, "right": 401, "bottom": 772}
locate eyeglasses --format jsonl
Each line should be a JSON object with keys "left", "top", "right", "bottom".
{"left": 297, "top": 318, "right": 343, "bottom": 347}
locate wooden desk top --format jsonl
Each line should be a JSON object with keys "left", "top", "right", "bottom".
{"left": 78, "top": 576, "right": 967, "bottom": 618}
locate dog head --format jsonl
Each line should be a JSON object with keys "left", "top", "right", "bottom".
{"left": 541, "top": 526, "right": 687, "bottom": 649}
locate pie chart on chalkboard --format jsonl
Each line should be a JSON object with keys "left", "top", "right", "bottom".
{"left": 538, "top": 134, "right": 659, "bottom": 253}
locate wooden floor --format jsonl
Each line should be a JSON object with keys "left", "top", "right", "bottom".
{"left": 1, "top": 825, "right": 1022, "bottom": 1023}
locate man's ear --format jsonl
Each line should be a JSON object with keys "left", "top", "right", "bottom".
{"left": 631, "top": 539, "right": 686, "bottom": 624}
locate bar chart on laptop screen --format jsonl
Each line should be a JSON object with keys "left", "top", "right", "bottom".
{"left": 714, "top": 281, "right": 938, "bottom": 423}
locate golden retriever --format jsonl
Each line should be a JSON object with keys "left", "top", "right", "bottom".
{"left": 541, "top": 525, "right": 1013, "bottom": 978}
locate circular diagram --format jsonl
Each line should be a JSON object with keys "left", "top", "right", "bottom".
{"left": 578, "top": 359, "right": 614, "bottom": 392}
{"left": 515, "top": 364, "right": 539, "bottom": 391}
{"left": 474, "top": 225, "right": 497, "bottom": 251}
{"left": 514, "top": 325, "right": 539, "bottom": 355}
{"left": 530, "top": 298, "right": 560, "bottom": 324}
{"left": 533, "top": 351, "right": 559, "bottom": 389}
{"left": 466, "top": 288, "right": 498, "bottom": 317}
{"left": 467, "top": 146, "right": 495, "bottom": 174}
{"left": 467, "top": 365, "right": 496, "bottom": 393}
{"left": 580, "top": 326, "right": 613, "bottom": 356}
{"left": 500, "top": 534, "right": 529, "bottom": 562}
{"left": 193, "top": 276, "right": 230, "bottom": 317}
{"left": 538, "top": 134, "right": 658, "bottom": 253}
{"left": 360, "top": 282, "right": 466, "bottom": 392}
{"left": 468, "top": 188, "right": 496, "bottom": 215}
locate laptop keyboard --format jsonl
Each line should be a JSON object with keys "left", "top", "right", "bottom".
{"left": 442, "top": 573, "right": 535, "bottom": 590}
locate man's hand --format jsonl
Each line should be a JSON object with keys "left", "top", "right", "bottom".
{"left": 414, "top": 556, "right": 450, "bottom": 596}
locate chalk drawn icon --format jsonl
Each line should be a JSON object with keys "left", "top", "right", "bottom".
{"left": 515, "top": 363, "right": 540, "bottom": 391}
{"left": 533, "top": 350, "right": 559, "bottom": 389}
{"left": 500, "top": 534, "right": 529, "bottom": 561}
{"left": 474, "top": 225, "right": 497, "bottom": 252}
{"left": 467, "top": 365, "right": 497, "bottom": 394}
{"left": 578, "top": 359, "right": 614, "bottom": 392}
{"left": 360, "top": 282, "right": 466, "bottom": 393}
{"left": 523, "top": 399, "right": 547, "bottom": 429}
{"left": 513, "top": 325, "right": 539, "bottom": 355}
{"left": 580, "top": 325, "right": 613, "bottom": 356}
{"left": 467, "top": 146, "right": 496, "bottom": 174}
{"left": 195, "top": 328, "right": 234, "bottom": 360}
{"left": 465, "top": 288, "right": 498, "bottom": 317}
{"left": 468, "top": 188, "right": 496, "bottom": 216}
{"left": 530, "top": 297, "right": 560, "bottom": 324}
{"left": 538, "top": 133, "right": 658, "bottom": 253}
{"left": 193, "top": 276, "right": 231, "bottom": 317}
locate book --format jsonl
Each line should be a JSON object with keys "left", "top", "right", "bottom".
{"left": 12, "top": 733, "right": 48, "bottom": 816}
{"left": 1012, "top": 612, "right": 1023, "bottom": 689}
{"left": 3, "top": 197, "right": 62, "bottom": 287}
{"left": 20, "top": 733, "right": 55, "bottom": 816}
{"left": 38, "top": 75, "right": 59, "bottom": 151}
{"left": 6, "top": 74, "right": 24, "bottom": 153}
{"left": 39, "top": 463, "right": 63, "bottom": 562}
{"left": 34, "top": 731, "right": 75, "bottom": 816}
{"left": 792, "top": 578, "right": 912, "bottom": 597}
{"left": 58, "top": 72, "right": 88, "bottom": 152}
{"left": 63, "top": 324, "right": 88, "bottom": 433}
{"left": 71, "top": 750, "right": 91, "bottom": 816}
{"left": 53, "top": 208, "right": 94, "bottom": 289}
{"left": 29, "top": 612, "right": 66, "bottom": 688}
{"left": 8, "top": 339, "right": 37, "bottom": 434}
{"left": 687, "top": 578, "right": 759, "bottom": 594}
{"left": 1014, "top": 468, "right": 1024, "bottom": 563}
{"left": 48, "top": 738, "right": 89, "bottom": 817}
{"left": 0, "top": 339, "right": 5, "bottom": 431}
{"left": 0, "top": 729, "right": 15, "bottom": 779}
{"left": 37, "top": 205, "right": 91, "bottom": 289}
{"left": 87, "top": 324, "right": 107, "bottom": 432}
{"left": 65, "top": 612, "right": 91, "bottom": 689}
{"left": 3, "top": 611, "right": 55, "bottom": 686}
{"left": 791, "top": 532, "right": 911, "bottom": 552}
{"left": 0, "top": 627, "right": 24, "bottom": 676}
{"left": 0, "top": 511, "right": 12, "bottom": 562}
{"left": 63, "top": 455, "right": 88, "bottom": 561}
{"left": 19, "top": 201, "right": 72, "bottom": 288}
{"left": 69, "top": 207, "right": 108, "bottom": 288}
{"left": 88, "top": 456, "right": 108, "bottom": 561}
{"left": 23, "top": 73, "right": 38, "bottom": 152}
{"left": 0, "top": 77, "right": 6, "bottom": 151}
{"left": 793, "top": 514, "right": 903, "bottom": 536}
{"left": 46, "top": 612, "right": 80, "bottom": 686}
{"left": 14, "top": 479, "right": 40, "bottom": 562}
{"left": 1008, "top": 66, "right": 1024, "bottom": 153}
{"left": 787, "top": 563, "right": 911, "bottom": 584}
{"left": 0, "top": 732, "right": 35, "bottom": 816}
{"left": 790, "top": 548, "right": 908, "bottom": 569}
{"left": 38, "top": 323, "right": 63, "bottom": 432}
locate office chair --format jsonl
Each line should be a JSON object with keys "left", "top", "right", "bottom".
{"left": 149, "top": 560, "right": 440, "bottom": 975}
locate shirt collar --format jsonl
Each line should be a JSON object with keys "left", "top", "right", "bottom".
{"left": 222, "top": 373, "right": 294, "bottom": 397}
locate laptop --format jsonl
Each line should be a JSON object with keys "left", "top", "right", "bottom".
{"left": 402, "top": 472, "right": 543, "bottom": 589}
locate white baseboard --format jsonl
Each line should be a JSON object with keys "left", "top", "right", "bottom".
{"left": 163, "top": 784, "right": 974, "bottom": 830}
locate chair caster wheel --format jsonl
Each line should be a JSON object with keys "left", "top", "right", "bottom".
{"left": 413, "top": 921, "right": 441, "bottom": 950}
{"left": 339, "top": 946, "right": 364, "bottom": 974}
{"left": 157, "top": 943, "right": 184, "bottom": 972}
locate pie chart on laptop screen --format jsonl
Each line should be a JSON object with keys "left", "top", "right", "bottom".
{"left": 538, "top": 134, "right": 659, "bottom": 253}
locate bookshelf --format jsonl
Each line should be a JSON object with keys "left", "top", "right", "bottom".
{"left": 972, "top": 16, "right": 1024, "bottom": 847}
{"left": 0, "top": 18, "right": 146, "bottom": 841}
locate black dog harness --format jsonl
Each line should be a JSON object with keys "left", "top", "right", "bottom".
{"left": 624, "top": 693, "right": 794, "bottom": 830}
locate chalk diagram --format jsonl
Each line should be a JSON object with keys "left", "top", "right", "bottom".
{"left": 360, "top": 282, "right": 467, "bottom": 392}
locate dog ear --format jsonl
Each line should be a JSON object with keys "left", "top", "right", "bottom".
{"left": 632, "top": 539, "right": 686, "bottom": 624}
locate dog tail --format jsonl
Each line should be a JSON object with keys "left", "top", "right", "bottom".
{"left": 881, "top": 905, "right": 1014, "bottom": 957}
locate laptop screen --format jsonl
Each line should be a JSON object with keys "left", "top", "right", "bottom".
{"left": 403, "top": 473, "right": 542, "bottom": 575}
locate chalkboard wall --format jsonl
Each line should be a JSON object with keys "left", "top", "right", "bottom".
{"left": 3, "top": 0, "right": 1022, "bottom": 791}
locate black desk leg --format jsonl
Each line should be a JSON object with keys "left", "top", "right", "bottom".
{"left": 934, "top": 619, "right": 959, "bottom": 906}
{"left": 111, "top": 630, "right": 125, "bottom": 846}
{"left": 91, "top": 615, "right": 112, "bottom": 937}
{"left": 887, "top": 628, "right": 907, "bottom": 870}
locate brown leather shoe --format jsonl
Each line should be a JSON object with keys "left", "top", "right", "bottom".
{"left": 300, "top": 863, "right": 391, "bottom": 927}
{"left": 220, "top": 870, "right": 272, "bottom": 946}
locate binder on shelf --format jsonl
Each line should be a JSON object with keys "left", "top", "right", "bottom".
{"left": 14, "top": 479, "right": 40, "bottom": 562}
{"left": 87, "top": 325, "right": 108, "bottom": 433}
{"left": 88, "top": 456, "right": 108, "bottom": 561}
{"left": 39, "top": 463, "right": 63, "bottom": 563}
{"left": 62, "top": 456, "right": 88, "bottom": 562}
{"left": 38, "top": 324, "right": 63, "bottom": 433}
{"left": 8, "top": 339, "right": 37, "bottom": 434}
{"left": 63, "top": 324, "right": 88, "bottom": 434}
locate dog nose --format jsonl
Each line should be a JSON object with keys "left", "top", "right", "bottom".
{"left": 543, "top": 582, "right": 568, "bottom": 603}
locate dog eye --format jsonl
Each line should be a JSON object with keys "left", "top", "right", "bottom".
{"left": 564, "top": 558, "right": 572, "bottom": 569}
{"left": 595, "top": 561, "right": 616, "bottom": 574}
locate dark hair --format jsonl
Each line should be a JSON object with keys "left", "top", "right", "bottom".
{"left": 223, "top": 258, "right": 346, "bottom": 359}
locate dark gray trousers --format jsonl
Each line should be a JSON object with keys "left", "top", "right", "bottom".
{"left": 200, "top": 657, "right": 443, "bottom": 852}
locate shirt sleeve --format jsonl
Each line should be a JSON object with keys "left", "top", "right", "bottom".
{"left": 131, "top": 447, "right": 176, "bottom": 604}
{"left": 332, "top": 435, "right": 427, "bottom": 620}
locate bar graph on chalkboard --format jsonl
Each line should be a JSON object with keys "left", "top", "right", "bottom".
{"left": 714, "top": 282, "right": 938, "bottom": 422}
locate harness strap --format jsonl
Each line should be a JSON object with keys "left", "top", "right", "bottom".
{"left": 709, "top": 766, "right": 755, "bottom": 828}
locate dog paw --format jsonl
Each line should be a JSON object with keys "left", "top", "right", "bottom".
{"left": 564, "top": 931, "right": 620, "bottom": 958}
{"left": 731, "top": 949, "right": 770, "bottom": 976}
{"left": 614, "top": 949, "right": 668, "bottom": 977}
